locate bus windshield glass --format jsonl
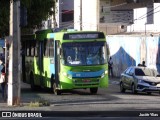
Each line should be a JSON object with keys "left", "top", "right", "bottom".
{"left": 62, "top": 42, "right": 107, "bottom": 66}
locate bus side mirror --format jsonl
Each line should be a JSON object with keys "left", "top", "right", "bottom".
{"left": 60, "top": 48, "right": 62, "bottom": 56}
{"left": 59, "top": 48, "right": 63, "bottom": 59}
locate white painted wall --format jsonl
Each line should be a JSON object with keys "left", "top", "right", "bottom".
{"left": 74, "top": 1, "right": 160, "bottom": 34}
{"left": 127, "top": 3, "right": 160, "bottom": 33}
{"left": 153, "top": 3, "right": 160, "bottom": 32}
{"left": 82, "top": 0, "right": 98, "bottom": 31}
{"left": 74, "top": 0, "right": 81, "bottom": 30}
{"left": 74, "top": 0, "right": 98, "bottom": 31}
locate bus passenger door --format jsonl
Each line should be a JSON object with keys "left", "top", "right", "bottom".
{"left": 39, "top": 41, "right": 43, "bottom": 86}
{"left": 21, "top": 42, "right": 26, "bottom": 82}
{"left": 54, "top": 40, "right": 60, "bottom": 87}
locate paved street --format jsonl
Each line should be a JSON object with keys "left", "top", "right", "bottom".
{"left": 0, "top": 78, "right": 160, "bottom": 119}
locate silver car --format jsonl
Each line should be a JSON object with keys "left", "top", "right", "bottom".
{"left": 120, "top": 66, "right": 160, "bottom": 94}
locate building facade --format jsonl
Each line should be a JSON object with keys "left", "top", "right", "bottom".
{"left": 42, "top": 0, "right": 74, "bottom": 29}
{"left": 74, "top": 0, "right": 160, "bottom": 35}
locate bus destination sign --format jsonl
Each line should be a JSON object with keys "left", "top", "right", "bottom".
{"left": 63, "top": 32, "right": 105, "bottom": 40}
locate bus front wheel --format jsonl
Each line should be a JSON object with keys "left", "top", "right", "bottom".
{"left": 90, "top": 87, "right": 98, "bottom": 94}
{"left": 30, "top": 74, "right": 35, "bottom": 90}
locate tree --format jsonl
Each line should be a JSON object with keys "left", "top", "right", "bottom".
{"left": 0, "top": 0, "right": 56, "bottom": 37}
{"left": 0, "top": 0, "right": 10, "bottom": 37}
{"left": 21, "top": 0, "right": 55, "bottom": 29}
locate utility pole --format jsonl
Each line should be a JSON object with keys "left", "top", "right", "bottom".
{"left": 8, "top": 0, "right": 21, "bottom": 106}
{"left": 80, "top": 0, "right": 82, "bottom": 30}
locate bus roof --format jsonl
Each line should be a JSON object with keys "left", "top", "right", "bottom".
{"left": 21, "top": 29, "right": 105, "bottom": 42}
{"left": 47, "top": 31, "right": 105, "bottom": 41}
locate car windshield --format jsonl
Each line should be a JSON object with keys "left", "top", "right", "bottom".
{"left": 135, "top": 68, "right": 158, "bottom": 76}
{"left": 62, "top": 42, "right": 107, "bottom": 66}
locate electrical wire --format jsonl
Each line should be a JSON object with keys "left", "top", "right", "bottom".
{"left": 102, "top": 2, "right": 127, "bottom": 9}
{"left": 101, "top": 2, "right": 160, "bottom": 23}
{"left": 134, "top": 5, "right": 160, "bottom": 21}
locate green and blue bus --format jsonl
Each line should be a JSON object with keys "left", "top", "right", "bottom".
{"left": 21, "top": 29, "right": 108, "bottom": 95}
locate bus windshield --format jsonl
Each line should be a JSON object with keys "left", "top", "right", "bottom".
{"left": 62, "top": 42, "right": 107, "bottom": 66}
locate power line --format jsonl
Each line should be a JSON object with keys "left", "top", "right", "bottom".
{"left": 101, "top": 2, "right": 160, "bottom": 24}
{"left": 102, "top": 2, "right": 127, "bottom": 9}
{"left": 135, "top": 5, "right": 160, "bottom": 21}
{"left": 137, "top": 9, "right": 160, "bottom": 21}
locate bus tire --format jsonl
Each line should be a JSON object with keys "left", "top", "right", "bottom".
{"left": 30, "top": 73, "right": 36, "bottom": 91}
{"left": 90, "top": 87, "right": 98, "bottom": 94}
{"left": 50, "top": 75, "right": 54, "bottom": 92}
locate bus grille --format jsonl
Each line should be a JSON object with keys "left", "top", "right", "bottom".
{"left": 73, "top": 80, "right": 99, "bottom": 87}
{"left": 75, "top": 83, "right": 99, "bottom": 86}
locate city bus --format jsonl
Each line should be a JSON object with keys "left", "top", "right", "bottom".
{"left": 21, "top": 29, "right": 108, "bottom": 95}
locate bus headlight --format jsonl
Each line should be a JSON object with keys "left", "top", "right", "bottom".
{"left": 63, "top": 72, "right": 72, "bottom": 79}
{"left": 101, "top": 73, "right": 105, "bottom": 78}
{"left": 101, "top": 70, "right": 108, "bottom": 78}
{"left": 105, "top": 70, "right": 108, "bottom": 74}
{"left": 63, "top": 72, "right": 67, "bottom": 76}
{"left": 68, "top": 74, "right": 72, "bottom": 79}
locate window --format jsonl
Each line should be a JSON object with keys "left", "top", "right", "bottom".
{"left": 31, "top": 41, "right": 36, "bottom": 56}
{"left": 26, "top": 41, "right": 31, "bottom": 56}
{"left": 43, "top": 39, "right": 54, "bottom": 57}
{"left": 49, "top": 39, "right": 54, "bottom": 57}
{"left": 44, "top": 39, "right": 49, "bottom": 57}
{"left": 129, "top": 68, "right": 134, "bottom": 75}
{"left": 135, "top": 68, "right": 145, "bottom": 76}
{"left": 35, "top": 41, "right": 39, "bottom": 57}
{"left": 62, "top": 10, "right": 73, "bottom": 22}
{"left": 125, "top": 68, "right": 132, "bottom": 75}
{"left": 62, "top": 42, "right": 107, "bottom": 66}
{"left": 43, "top": 40, "right": 47, "bottom": 57}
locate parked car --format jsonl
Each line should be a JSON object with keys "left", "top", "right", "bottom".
{"left": 120, "top": 66, "right": 160, "bottom": 94}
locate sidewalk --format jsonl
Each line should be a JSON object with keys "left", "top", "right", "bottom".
{"left": 0, "top": 77, "right": 120, "bottom": 111}
{"left": 0, "top": 82, "right": 40, "bottom": 110}
{"left": 109, "top": 77, "right": 120, "bottom": 85}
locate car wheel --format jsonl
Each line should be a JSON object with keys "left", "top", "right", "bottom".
{"left": 131, "top": 84, "right": 137, "bottom": 94}
{"left": 120, "top": 82, "right": 126, "bottom": 93}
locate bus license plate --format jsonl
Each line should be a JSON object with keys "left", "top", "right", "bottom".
{"left": 83, "top": 79, "right": 91, "bottom": 82}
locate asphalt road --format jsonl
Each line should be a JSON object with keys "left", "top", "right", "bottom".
{"left": 0, "top": 78, "right": 160, "bottom": 119}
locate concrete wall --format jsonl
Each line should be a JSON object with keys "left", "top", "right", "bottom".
{"left": 107, "top": 35, "right": 160, "bottom": 77}
{"left": 56, "top": 0, "right": 74, "bottom": 28}
{"left": 74, "top": 1, "right": 160, "bottom": 34}
{"left": 74, "top": 0, "right": 98, "bottom": 31}
{"left": 127, "top": 3, "right": 160, "bottom": 33}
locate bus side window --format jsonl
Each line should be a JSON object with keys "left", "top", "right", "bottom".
{"left": 43, "top": 40, "right": 47, "bottom": 57}
{"left": 35, "top": 41, "right": 38, "bottom": 57}
{"left": 31, "top": 41, "right": 35, "bottom": 56}
{"left": 49, "top": 39, "right": 54, "bottom": 57}
{"left": 26, "top": 41, "right": 31, "bottom": 56}
{"left": 44, "top": 39, "right": 49, "bottom": 57}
